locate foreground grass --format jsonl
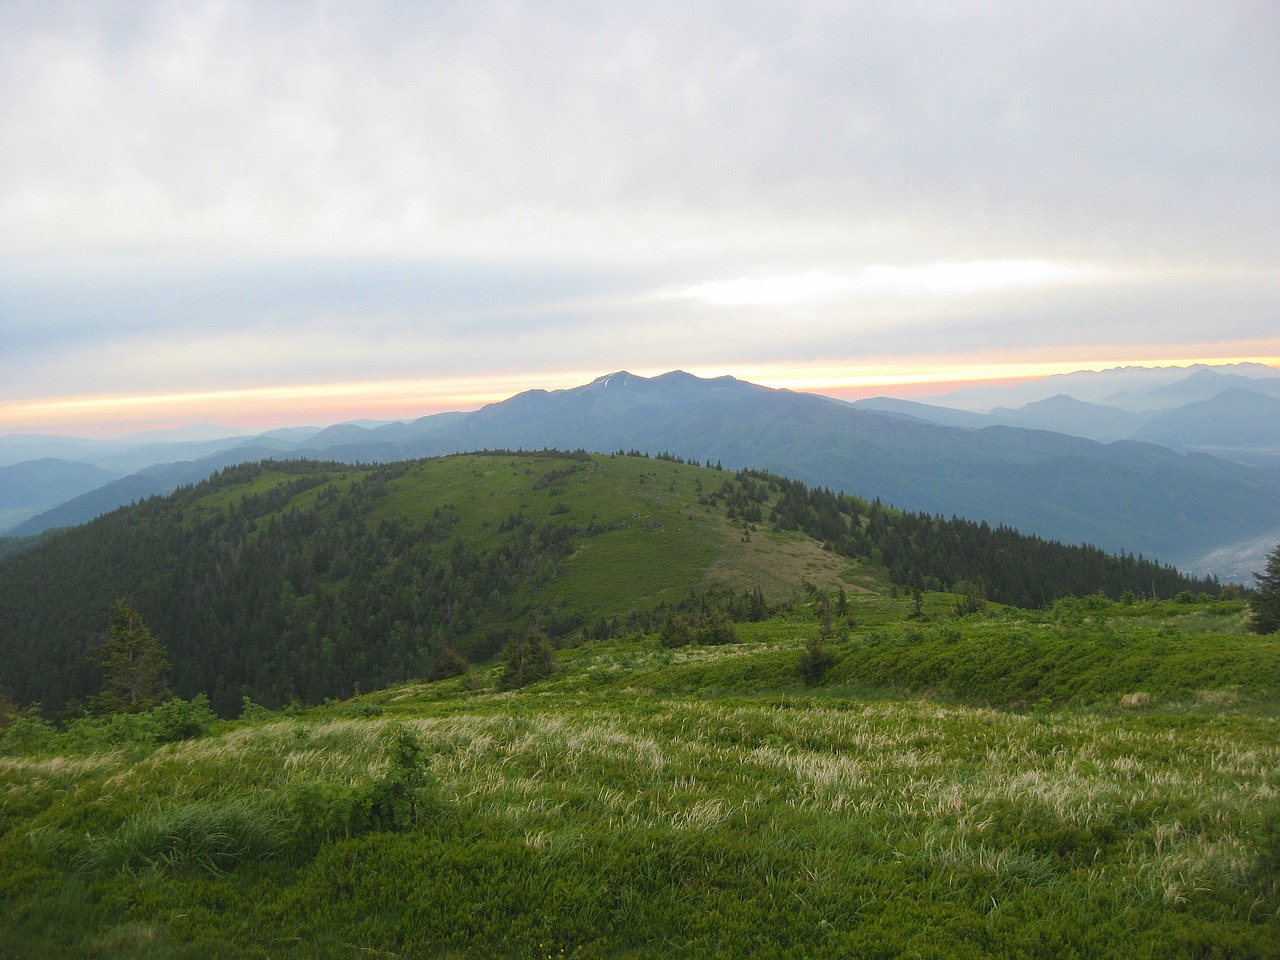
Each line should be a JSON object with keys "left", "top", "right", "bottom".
{"left": 2, "top": 601, "right": 1278, "bottom": 958}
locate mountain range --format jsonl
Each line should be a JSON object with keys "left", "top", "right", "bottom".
{"left": 866, "top": 364, "right": 1280, "bottom": 463}
{"left": 3, "top": 364, "right": 1279, "bottom": 581}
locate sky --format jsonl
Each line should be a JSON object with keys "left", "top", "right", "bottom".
{"left": 1, "top": 0, "right": 1278, "bottom": 436}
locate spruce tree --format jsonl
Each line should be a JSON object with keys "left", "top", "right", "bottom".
{"left": 498, "top": 625, "right": 555, "bottom": 690}
{"left": 1248, "top": 543, "right": 1280, "bottom": 634}
{"left": 91, "top": 599, "right": 171, "bottom": 713}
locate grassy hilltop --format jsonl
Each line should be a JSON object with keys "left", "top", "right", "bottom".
{"left": 0, "top": 451, "right": 1218, "bottom": 716}
{"left": 0, "top": 451, "right": 1275, "bottom": 957}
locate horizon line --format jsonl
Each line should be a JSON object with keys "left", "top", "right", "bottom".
{"left": 3, "top": 355, "right": 1278, "bottom": 439}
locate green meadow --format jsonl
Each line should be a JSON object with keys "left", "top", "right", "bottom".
{"left": 3, "top": 592, "right": 1277, "bottom": 958}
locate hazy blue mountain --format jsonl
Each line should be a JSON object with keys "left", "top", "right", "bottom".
{"left": 7, "top": 444, "right": 293, "bottom": 536}
{"left": 1135, "top": 368, "right": 1280, "bottom": 408}
{"left": 1129, "top": 388, "right": 1280, "bottom": 465}
{"left": 0, "top": 458, "right": 120, "bottom": 533}
{"left": 920, "top": 362, "right": 1280, "bottom": 413}
{"left": 9, "top": 474, "right": 174, "bottom": 536}
{"left": 7, "top": 370, "right": 1280, "bottom": 579}
{"left": 851, "top": 397, "right": 995, "bottom": 429}
{"left": 250, "top": 369, "right": 1280, "bottom": 577}
{"left": 255, "top": 425, "right": 327, "bottom": 442}
{"left": 987, "top": 395, "right": 1149, "bottom": 442}
{"left": 0, "top": 434, "right": 110, "bottom": 469}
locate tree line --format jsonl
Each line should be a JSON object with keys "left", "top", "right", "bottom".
{"left": 0, "top": 454, "right": 1231, "bottom": 719}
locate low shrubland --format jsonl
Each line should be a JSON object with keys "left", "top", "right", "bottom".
{"left": 1, "top": 594, "right": 1277, "bottom": 958}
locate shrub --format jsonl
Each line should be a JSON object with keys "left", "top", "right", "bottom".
{"left": 797, "top": 636, "right": 837, "bottom": 685}
{"left": 694, "top": 611, "right": 738, "bottom": 645}
{"left": 288, "top": 726, "right": 441, "bottom": 857}
{"left": 150, "top": 694, "right": 217, "bottom": 741}
{"left": 0, "top": 713, "right": 56, "bottom": 755}
{"left": 499, "top": 627, "right": 556, "bottom": 690}
{"left": 658, "top": 613, "right": 693, "bottom": 648}
{"left": 425, "top": 645, "right": 472, "bottom": 682}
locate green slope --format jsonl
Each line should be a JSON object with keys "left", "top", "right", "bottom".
{"left": 0, "top": 452, "right": 874, "bottom": 715}
{"left": 0, "top": 450, "right": 1222, "bottom": 718}
{"left": 1, "top": 594, "right": 1277, "bottom": 959}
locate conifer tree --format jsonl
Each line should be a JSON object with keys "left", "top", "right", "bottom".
{"left": 498, "top": 624, "right": 556, "bottom": 690}
{"left": 1248, "top": 542, "right": 1280, "bottom": 634}
{"left": 91, "top": 599, "right": 171, "bottom": 713}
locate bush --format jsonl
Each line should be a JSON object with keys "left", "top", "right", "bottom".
{"left": 289, "top": 726, "right": 441, "bottom": 857}
{"left": 0, "top": 714, "right": 56, "bottom": 755}
{"left": 425, "top": 646, "right": 472, "bottom": 682}
{"left": 694, "top": 611, "right": 738, "bottom": 645}
{"left": 658, "top": 613, "right": 694, "bottom": 648}
{"left": 150, "top": 694, "right": 217, "bottom": 741}
{"left": 797, "top": 636, "right": 837, "bottom": 685}
{"left": 499, "top": 628, "right": 556, "bottom": 690}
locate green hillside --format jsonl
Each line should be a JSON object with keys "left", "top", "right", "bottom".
{"left": 0, "top": 452, "right": 874, "bottom": 715}
{"left": 2, "top": 592, "right": 1277, "bottom": 959}
{"left": 0, "top": 451, "right": 1220, "bottom": 718}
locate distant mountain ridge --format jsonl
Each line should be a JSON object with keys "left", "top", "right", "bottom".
{"left": 857, "top": 362, "right": 1280, "bottom": 467}
{"left": 4, "top": 366, "right": 1280, "bottom": 579}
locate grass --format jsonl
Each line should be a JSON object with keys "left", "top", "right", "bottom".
{"left": 2, "top": 597, "right": 1278, "bottom": 958}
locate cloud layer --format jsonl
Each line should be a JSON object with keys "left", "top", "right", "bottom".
{"left": 2, "top": 0, "right": 1277, "bottom": 429}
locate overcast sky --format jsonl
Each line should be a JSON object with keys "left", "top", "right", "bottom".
{"left": 1, "top": 0, "right": 1277, "bottom": 433}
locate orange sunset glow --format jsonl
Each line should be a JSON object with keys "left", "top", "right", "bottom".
{"left": 5, "top": 354, "right": 1277, "bottom": 438}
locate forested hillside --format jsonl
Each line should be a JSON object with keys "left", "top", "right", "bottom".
{"left": 0, "top": 452, "right": 1218, "bottom": 717}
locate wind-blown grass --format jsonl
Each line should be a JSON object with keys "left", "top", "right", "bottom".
{"left": 2, "top": 597, "right": 1278, "bottom": 958}
{"left": 75, "top": 799, "right": 289, "bottom": 877}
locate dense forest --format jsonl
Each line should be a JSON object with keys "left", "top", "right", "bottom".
{"left": 0, "top": 452, "right": 1219, "bottom": 717}
{"left": 749, "top": 470, "right": 1218, "bottom": 607}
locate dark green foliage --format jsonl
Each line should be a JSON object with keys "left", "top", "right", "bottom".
{"left": 0, "top": 532, "right": 51, "bottom": 563}
{"left": 658, "top": 612, "right": 694, "bottom": 648}
{"left": 91, "top": 599, "right": 170, "bottom": 714}
{"left": 760, "top": 470, "right": 1220, "bottom": 606}
{"left": 0, "top": 711, "right": 57, "bottom": 754}
{"left": 0, "top": 695, "right": 216, "bottom": 755}
{"left": 0, "top": 458, "right": 590, "bottom": 714}
{"left": 797, "top": 635, "right": 837, "bottom": 684}
{"left": 290, "top": 727, "right": 440, "bottom": 857}
{"left": 693, "top": 610, "right": 738, "bottom": 645}
{"left": 0, "top": 453, "right": 1228, "bottom": 720}
{"left": 424, "top": 645, "right": 471, "bottom": 681}
{"left": 953, "top": 578, "right": 987, "bottom": 616}
{"left": 0, "top": 692, "right": 19, "bottom": 731}
{"left": 660, "top": 608, "right": 740, "bottom": 647}
{"left": 76, "top": 800, "right": 289, "bottom": 877}
{"left": 499, "top": 626, "right": 556, "bottom": 690}
{"left": 1248, "top": 541, "right": 1280, "bottom": 634}
{"left": 147, "top": 693, "right": 217, "bottom": 741}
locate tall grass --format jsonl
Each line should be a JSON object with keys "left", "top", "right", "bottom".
{"left": 75, "top": 799, "right": 289, "bottom": 876}
{"left": 2, "top": 598, "right": 1278, "bottom": 958}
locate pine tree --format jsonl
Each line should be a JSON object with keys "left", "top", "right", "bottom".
{"left": 498, "top": 625, "right": 556, "bottom": 690}
{"left": 1248, "top": 542, "right": 1280, "bottom": 635}
{"left": 91, "top": 599, "right": 171, "bottom": 713}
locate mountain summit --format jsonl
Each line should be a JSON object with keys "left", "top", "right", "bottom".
{"left": 5, "top": 369, "right": 1279, "bottom": 579}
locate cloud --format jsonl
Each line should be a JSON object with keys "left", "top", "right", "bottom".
{"left": 0, "top": 1, "right": 1277, "bottom": 430}
{"left": 3, "top": 0, "right": 1276, "bottom": 263}
{"left": 666, "top": 261, "right": 1106, "bottom": 306}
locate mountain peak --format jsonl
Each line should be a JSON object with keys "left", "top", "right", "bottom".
{"left": 588, "top": 371, "right": 641, "bottom": 387}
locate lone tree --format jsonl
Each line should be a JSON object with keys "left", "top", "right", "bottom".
{"left": 498, "top": 624, "right": 556, "bottom": 691}
{"left": 91, "top": 599, "right": 171, "bottom": 713}
{"left": 1249, "top": 542, "right": 1280, "bottom": 635}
